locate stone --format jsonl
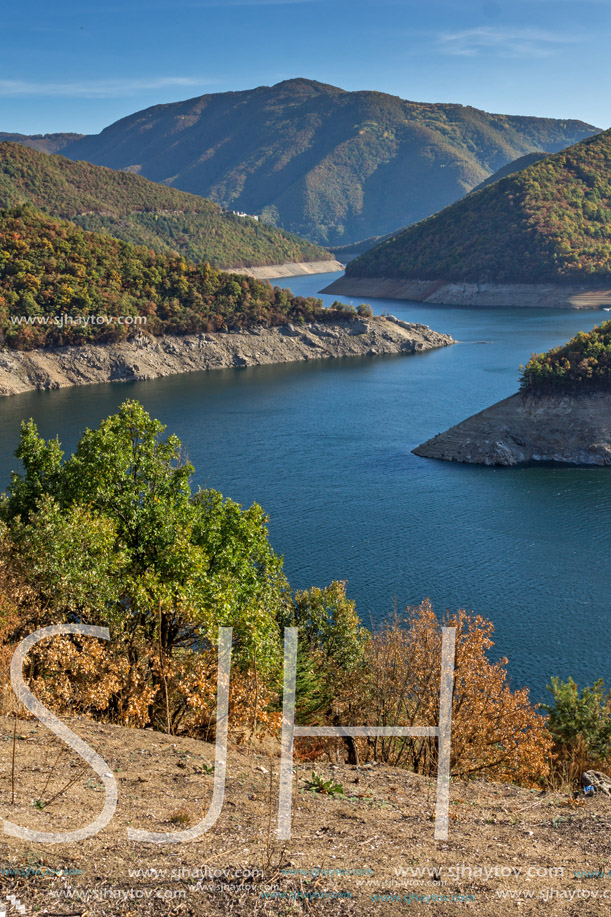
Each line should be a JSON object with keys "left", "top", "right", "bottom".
{"left": 582, "top": 770, "right": 611, "bottom": 797}
{"left": 0, "top": 317, "right": 455, "bottom": 398}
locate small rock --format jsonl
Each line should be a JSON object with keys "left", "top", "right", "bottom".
{"left": 582, "top": 770, "right": 611, "bottom": 797}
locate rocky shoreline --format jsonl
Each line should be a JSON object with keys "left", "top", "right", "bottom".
{"left": 0, "top": 316, "right": 454, "bottom": 397}
{"left": 228, "top": 259, "right": 344, "bottom": 280}
{"left": 413, "top": 390, "right": 611, "bottom": 466}
{"left": 322, "top": 276, "right": 611, "bottom": 309}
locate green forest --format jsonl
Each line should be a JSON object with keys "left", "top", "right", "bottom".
{"left": 349, "top": 128, "right": 611, "bottom": 284}
{"left": 0, "top": 142, "right": 329, "bottom": 268}
{"left": 0, "top": 205, "right": 347, "bottom": 350}
{"left": 520, "top": 320, "right": 611, "bottom": 391}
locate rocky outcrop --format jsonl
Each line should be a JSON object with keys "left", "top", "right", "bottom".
{"left": 321, "top": 276, "right": 611, "bottom": 310}
{"left": 231, "top": 259, "right": 344, "bottom": 280}
{"left": 413, "top": 390, "right": 611, "bottom": 466}
{"left": 0, "top": 316, "right": 454, "bottom": 398}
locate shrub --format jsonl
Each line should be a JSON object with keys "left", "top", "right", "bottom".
{"left": 543, "top": 676, "right": 611, "bottom": 783}
{"left": 346, "top": 600, "right": 553, "bottom": 784}
{"left": 303, "top": 772, "right": 344, "bottom": 796}
{"left": 330, "top": 300, "right": 357, "bottom": 316}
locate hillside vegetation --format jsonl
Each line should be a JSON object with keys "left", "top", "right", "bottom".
{"left": 470, "top": 150, "right": 550, "bottom": 192}
{"left": 0, "top": 205, "right": 342, "bottom": 350}
{"left": 348, "top": 128, "right": 611, "bottom": 284}
{"left": 60, "top": 79, "right": 597, "bottom": 245}
{"left": 0, "top": 400, "right": 552, "bottom": 783}
{"left": 521, "top": 320, "right": 611, "bottom": 391}
{"left": 0, "top": 142, "right": 329, "bottom": 268}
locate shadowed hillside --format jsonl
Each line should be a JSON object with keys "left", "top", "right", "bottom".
{"left": 470, "top": 151, "right": 550, "bottom": 193}
{"left": 0, "top": 131, "right": 83, "bottom": 153}
{"left": 61, "top": 79, "right": 598, "bottom": 245}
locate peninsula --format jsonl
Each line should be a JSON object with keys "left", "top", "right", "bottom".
{"left": 0, "top": 316, "right": 454, "bottom": 397}
{"left": 414, "top": 322, "right": 611, "bottom": 465}
{"left": 0, "top": 198, "right": 452, "bottom": 394}
{"left": 325, "top": 128, "right": 611, "bottom": 308}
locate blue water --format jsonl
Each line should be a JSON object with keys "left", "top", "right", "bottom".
{"left": 0, "top": 271, "right": 609, "bottom": 700}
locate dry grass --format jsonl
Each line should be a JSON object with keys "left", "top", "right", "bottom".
{"left": 0, "top": 714, "right": 608, "bottom": 916}
{"left": 167, "top": 808, "right": 195, "bottom": 828}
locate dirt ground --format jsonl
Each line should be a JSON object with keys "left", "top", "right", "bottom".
{"left": 0, "top": 714, "right": 608, "bottom": 916}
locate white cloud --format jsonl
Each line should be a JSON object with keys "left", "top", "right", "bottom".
{"left": 0, "top": 77, "right": 214, "bottom": 98}
{"left": 438, "top": 26, "right": 579, "bottom": 58}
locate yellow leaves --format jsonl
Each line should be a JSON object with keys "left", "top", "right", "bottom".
{"left": 24, "top": 635, "right": 151, "bottom": 725}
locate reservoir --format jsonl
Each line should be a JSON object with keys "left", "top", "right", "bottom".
{"left": 0, "top": 271, "right": 608, "bottom": 700}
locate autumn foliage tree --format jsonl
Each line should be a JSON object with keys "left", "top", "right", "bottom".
{"left": 0, "top": 205, "right": 350, "bottom": 350}
{"left": 520, "top": 321, "right": 611, "bottom": 392}
{"left": 349, "top": 600, "right": 553, "bottom": 784}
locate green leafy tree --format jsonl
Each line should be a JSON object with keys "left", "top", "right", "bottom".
{"left": 543, "top": 676, "right": 611, "bottom": 762}
{"left": 290, "top": 581, "right": 368, "bottom": 671}
{"left": 8, "top": 495, "right": 125, "bottom": 625}
{"left": 1, "top": 401, "right": 289, "bottom": 674}
{"left": 4, "top": 419, "right": 64, "bottom": 519}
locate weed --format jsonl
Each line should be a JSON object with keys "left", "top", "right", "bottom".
{"left": 168, "top": 807, "right": 193, "bottom": 826}
{"left": 304, "top": 772, "right": 344, "bottom": 797}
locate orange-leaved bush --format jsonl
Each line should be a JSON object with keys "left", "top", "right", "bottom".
{"left": 352, "top": 600, "right": 553, "bottom": 784}
{"left": 22, "top": 634, "right": 281, "bottom": 742}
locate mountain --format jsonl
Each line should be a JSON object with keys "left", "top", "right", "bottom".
{"left": 332, "top": 151, "right": 554, "bottom": 263}
{"left": 0, "top": 142, "right": 329, "bottom": 269}
{"left": 60, "top": 79, "right": 599, "bottom": 246}
{"left": 0, "top": 132, "right": 84, "bottom": 153}
{"left": 344, "top": 128, "right": 611, "bottom": 286}
{"left": 0, "top": 204, "right": 338, "bottom": 351}
{"left": 470, "top": 151, "right": 550, "bottom": 193}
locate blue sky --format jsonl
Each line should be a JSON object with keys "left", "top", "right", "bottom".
{"left": 1, "top": 0, "right": 609, "bottom": 135}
